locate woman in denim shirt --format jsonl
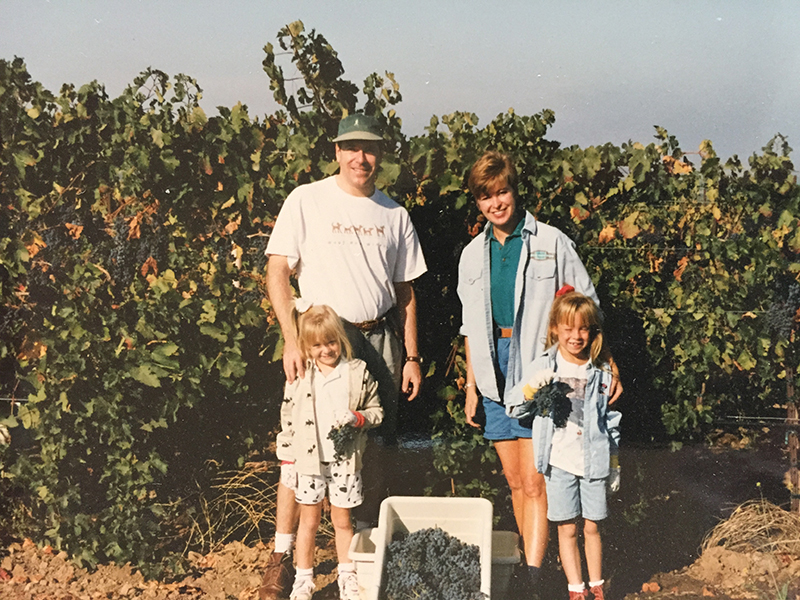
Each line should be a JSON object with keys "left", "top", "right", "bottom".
{"left": 456, "top": 151, "right": 621, "bottom": 591}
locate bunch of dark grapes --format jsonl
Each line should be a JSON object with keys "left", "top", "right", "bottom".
{"left": 108, "top": 216, "right": 169, "bottom": 294}
{"left": 382, "top": 527, "right": 484, "bottom": 600}
{"left": 25, "top": 262, "right": 57, "bottom": 308}
{"left": 327, "top": 424, "right": 358, "bottom": 461}
{"left": 516, "top": 381, "right": 573, "bottom": 429}
{"left": 250, "top": 234, "right": 269, "bottom": 273}
{"left": 766, "top": 283, "right": 800, "bottom": 340}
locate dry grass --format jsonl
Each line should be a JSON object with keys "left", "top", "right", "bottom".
{"left": 186, "top": 460, "right": 334, "bottom": 555}
{"left": 702, "top": 499, "right": 800, "bottom": 556}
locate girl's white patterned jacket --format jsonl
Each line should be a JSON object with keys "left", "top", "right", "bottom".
{"left": 276, "top": 358, "right": 383, "bottom": 476}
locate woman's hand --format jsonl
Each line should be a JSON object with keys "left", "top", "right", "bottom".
{"left": 608, "top": 356, "right": 623, "bottom": 404}
{"left": 465, "top": 385, "right": 481, "bottom": 428}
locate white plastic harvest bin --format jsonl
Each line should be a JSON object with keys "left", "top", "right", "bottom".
{"left": 349, "top": 527, "right": 378, "bottom": 597}
{"left": 490, "top": 530, "right": 520, "bottom": 598}
{"left": 366, "top": 496, "right": 493, "bottom": 600}
{"left": 350, "top": 528, "right": 519, "bottom": 599}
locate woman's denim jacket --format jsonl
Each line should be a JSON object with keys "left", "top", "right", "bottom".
{"left": 457, "top": 211, "right": 599, "bottom": 406}
{"left": 507, "top": 344, "right": 621, "bottom": 479}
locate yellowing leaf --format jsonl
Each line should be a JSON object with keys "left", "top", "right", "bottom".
{"left": 736, "top": 348, "right": 756, "bottom": 371}
{"left": 598, "top": 225, "right": 616, "bottom": 244}
{"left": 27, "top": 106, "right": 40, "bottom": 119}
{"left": 151, "top": 128, "right": 164, "bottom": 148}
{"left": 23, "top": 231, "right": 47, "bottom": 258}
{"left": 127, "top": 214, "right": 142, "bottom": 240}
{"left": 790, "top": 229, "right": 800, "bottom": 253}
{"left": 18, "top": 336, "right": 47, "bottom": 360}
{"left": 224, "top": 215, "right": 242, "bottom": 235}
{"left": 699, "top": 139, "right": 715, "bottom": 158}
{"left": 673, "top": 256, "right": 689, "bottom": 281}
{"left": 648, "top": 253, "right": 664, "bottom": 273}
{"left": 618, "top": 212, "right": 641, "bottom": 239}
{"left": 191, "top": 106, "right": 208, "bottom": 126}
{"left": 570, "top": 206, "right": 590, "bottom": 222}
{"left": 141, "top": 256, "right": 158, "bottom": 277}
{"left": 221, "top": 196, "right": 235, "bottom": 210}
{"left": 287, "top": 20, "right": 305, "bottom": 36}
{"left": 231, "top": 243, "right": 243, "bottom": 269}
{"left": 18, "top": 405, "right": 40, "bottom": 429}
{"left": 65, "top": 223, "right": 83, "bottom": 240}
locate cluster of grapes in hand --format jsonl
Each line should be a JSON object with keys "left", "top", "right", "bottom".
{"left": 327, "top": 423, "right": 358, "bottom": 462}
{"left": 516, "top": 381, "right": 573, "bottom": 429}
{"left": 382, "top": 527, "right": 484, "bottom": 600}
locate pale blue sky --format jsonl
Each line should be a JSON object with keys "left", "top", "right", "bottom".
{"left": 2, "top": 1, "right": 799, "bottom": 161}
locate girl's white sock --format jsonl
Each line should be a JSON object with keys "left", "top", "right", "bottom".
{"left": 274, "top": 532, "right": 295, "bottom": 554}
{"left": 295, "top": 567, "right": 314, "bottom": 579}
{"left": 338, "top": 562, "right": 356, "bottom": 574}
{"left": 568, "top": 582, "right": 586, "bottom": 593}
{"left": 589, "top": 579, "right": 605, "bottom": 588}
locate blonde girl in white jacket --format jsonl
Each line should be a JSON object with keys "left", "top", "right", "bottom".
{"left": 276, "top": 304, "right": 383, "bottom": 600}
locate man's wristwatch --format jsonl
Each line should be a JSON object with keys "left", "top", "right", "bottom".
{"left": 405, "top": 355, "right": 423, "bottom": 364}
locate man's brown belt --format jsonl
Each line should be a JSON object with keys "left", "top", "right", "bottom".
{"left": 497, "top": 327, "right": 513, "bottom": 338}
{"left": 351, "top": 312, "right": 389, "bottom": 333}
{"left": 351, "top": 317, "right": 385, "bottom": 332}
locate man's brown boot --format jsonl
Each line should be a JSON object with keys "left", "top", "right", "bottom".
{"left": 258, "top": 552, "right": 295, "bottom": 600}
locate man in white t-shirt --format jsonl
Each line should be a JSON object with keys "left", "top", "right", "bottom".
{"left": 259, "top": 114, "right": 427, "bottom": 600}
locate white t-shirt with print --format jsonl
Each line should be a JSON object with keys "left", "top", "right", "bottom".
{"left": 266, "top": 177, "right": 427, "bottom": 323}
{"left": 549, "top": 352, "right": 590, "bottom": 476}
{"left": 313, "top": 361, "right": 351, "bottom": 462}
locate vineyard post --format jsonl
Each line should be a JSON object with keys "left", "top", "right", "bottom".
{"left": 788, "top": 362, "right": 799, "bottom": 513}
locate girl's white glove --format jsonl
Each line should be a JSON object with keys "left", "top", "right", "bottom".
{"left": 334, "top": 410, "right": 357, "bottom": 428}
{"left": 608, "top": 466, "right": 621, "bottom": 493}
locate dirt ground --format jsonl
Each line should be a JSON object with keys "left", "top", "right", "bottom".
{"left": 2, "top": 433, "right": 799, "bottom": 600}
{"left": 2, "top": 534, "right": 800, "bottom": 600}
{"left": 623, "top": 546, "right": 800, "bottom": 600}
{"left": 0, "top": 536, "right": 344, "bottom": 600}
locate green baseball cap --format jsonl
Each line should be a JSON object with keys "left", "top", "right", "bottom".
{"left": 332, "top": 113, "right": 384, "bottom": 143}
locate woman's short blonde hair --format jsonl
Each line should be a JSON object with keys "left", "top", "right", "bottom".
{"left": 295, "top": 304, "right": 353, "bottom": 361}
{"left": 468, "top": 151, "right": 519, "bottom": 200}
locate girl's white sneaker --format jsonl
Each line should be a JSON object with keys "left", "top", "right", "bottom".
{"left": 337, "top": 570, "right": 360, "bottom": 600}
{"left": 289, "top": 576, "right": 315, "bottom": 600}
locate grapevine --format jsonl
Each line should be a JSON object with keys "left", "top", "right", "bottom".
{"left": 381, "top": 527, "right": 484, "bottom": 600}
{"left": 1, "top": 17, "right": 800, "bottom": 572}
